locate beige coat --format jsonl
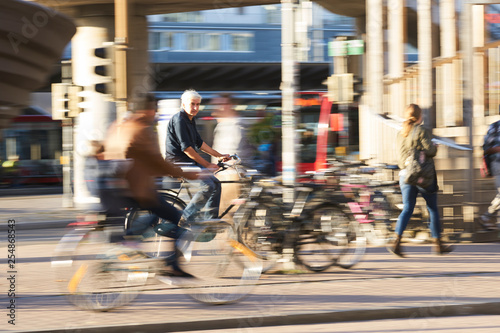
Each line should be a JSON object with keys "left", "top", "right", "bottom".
{"left": 100, "top": 113, "right": 185, "bottom": 207}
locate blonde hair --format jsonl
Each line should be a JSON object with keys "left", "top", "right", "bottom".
{"left": 401, "top": 104, "right": 422, "bottom": 137}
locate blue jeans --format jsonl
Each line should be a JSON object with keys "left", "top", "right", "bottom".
{"left": 395, "top": 170, "right": 441, "bottom": 239}
{"left": 183, "top": 172, "right": 221, "bottom": 222}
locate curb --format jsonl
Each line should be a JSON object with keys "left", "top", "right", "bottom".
{"left": 26, "top": 302, "right": 500, "bottom": 333}
{"left": 0, "top": 220, "right": 72, "bottom": 231}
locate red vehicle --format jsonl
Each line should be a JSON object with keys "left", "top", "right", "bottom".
{"left": 291, "top": 91, "right": 359, "bottom": 174}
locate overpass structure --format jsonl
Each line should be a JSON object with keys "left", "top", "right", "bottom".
{"left": 5, "top": 0, "right": 499, "bottom": 238}
{"left": 0, "top": 0, "right": 75, "bottom": 129}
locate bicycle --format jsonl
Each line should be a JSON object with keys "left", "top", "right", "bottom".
{"left": 234, "top": 177, "right": 365, "bottom": 272}
{"left": 51, "top": 158, "right": 263, "bottom": 311}
{"left": 314, "top": 159, "right": 403, "bottom": 248}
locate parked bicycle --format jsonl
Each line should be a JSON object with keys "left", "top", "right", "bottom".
{"left": 233, "top": 177, "right": 366, "bottom": 272}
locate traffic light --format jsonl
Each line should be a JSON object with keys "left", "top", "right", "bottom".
{"left": 326, "top": 73, "right": 353, "bottom": 103}
{"left": 353, "top": 75, "right": 363, "bottom": 101}
{"left": 93, "top": 43, "right": 115, "bottom": 97}
{"left": 51, "top": 84, "right": 87, "bottom": 119}
{"left": 51, "top": 83, "right": 70, "bottom": 120}
{"left": 68, "top": 85, "right": 85, "bottom": 117}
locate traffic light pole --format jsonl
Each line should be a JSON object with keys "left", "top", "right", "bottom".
{"left": 61, "top": 60, "right": 74, "bottom": 208}
{"left": 114, "top": 0, "right": 129, "bottom": 119}
{"left": 333, "top": 45, "right": 350, "bottom": 154}
{"left": 281, "top": 0, "right": 298, "bottom": 198}
{"left": 281, "top": 0, "right": 298, "bottom": 271}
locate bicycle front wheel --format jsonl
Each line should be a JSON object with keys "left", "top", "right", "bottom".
{"left": 336, "top": 219, "right": 367, "bottom": 269}
{"left": 236, "top": 202, "right": 282, "bottom": 273}
{"left": 52, "top": 227, "right": 148, "bottom": 311}
{"left": 176, "top": 221, "right": 262, "bottom": 305}
{"left": 295, "top": 204, "right": 352, "bottom": 272}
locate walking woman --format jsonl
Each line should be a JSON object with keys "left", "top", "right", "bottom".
{"left": 388, "top": 104, "right": 454, "bottom": 257}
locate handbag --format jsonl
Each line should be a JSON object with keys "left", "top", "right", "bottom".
{"left": 404, "top": 127, "right": 436, "bottom": 189}
{"left": 480, "top": 154, "right": 492, "bottom": 178}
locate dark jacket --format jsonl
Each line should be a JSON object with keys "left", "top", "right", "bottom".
{"left": 397, "top": 124, "right": 437, "bottom": 170}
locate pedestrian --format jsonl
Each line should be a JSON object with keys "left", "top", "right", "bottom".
{"left": 478, "top": 119, "right": 500, "bottom": 230}
{"left": 98, "top": 93, "right": 199, "bottom": 277}
{"left": 210, "top": 92, "right": 257, "bottom": 167}
{"left": 388, "top": 103, "right": 453, "bottom": 257}
{"left": 165, "top": 89, "right": 230, "bottom": 223}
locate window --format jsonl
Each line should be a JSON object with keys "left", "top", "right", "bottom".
{"left": 149, "top": 31, "right": 174, "bottom": 50}
{"left": 186, "top": 32, "right": 222, "bottom": 51}
{"left": 264, "top": 5, "right": 281, "bottom": 24}
{"left": 161, "top": 12, "right": 202, "bottom": 23}
{"left": 230, "top": 33, "right": 253, "bottom": 52}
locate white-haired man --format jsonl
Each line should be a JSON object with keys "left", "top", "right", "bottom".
{"left": 165, "top": 89, "right": 230, "bottom": 223}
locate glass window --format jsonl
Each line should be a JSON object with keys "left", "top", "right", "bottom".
{"left": 186, "top": 32, "right": 203, "bottom": 50}
{"left": 264, "top": 5, "right": 281, "bottom": 24}
{"left": 186, "top": 32, "right": 222, "bottom": 51}
{"left": 161, "top": 12, "right": 202, "bottom": 23}
{"left": 230, "top": 33, "right": 253, "bottom": 52}
{"left": 149, "top": 32, "right": 160, "bottom": 50}
{"left": 149, "top": 31, "right": 174, "bottom": 51}
{"left": 207, "top": 33, "right": 221, "bottom": 51}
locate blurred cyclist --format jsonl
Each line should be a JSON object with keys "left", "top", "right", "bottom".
{"left": 98, "top": 93, "right": 199, "bottom": 277}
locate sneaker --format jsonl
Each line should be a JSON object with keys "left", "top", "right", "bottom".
{"left": 478, "top": 214, "right": 499, "bottom": 230}
{"left": 154, "top": 222, "right": 178, "bottom": 237}
{"left": 158, "top": 267, "right": 196, "bottom": 279}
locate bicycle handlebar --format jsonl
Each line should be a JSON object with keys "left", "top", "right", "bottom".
{"left": 216, "top": 154, "right": 241, "bottom": 171}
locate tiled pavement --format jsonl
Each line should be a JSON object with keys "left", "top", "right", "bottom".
{"left": 1, "top": 240, "right": 500, "bottom": 332}
{"left": 1, "top": 194, "right": 500, "bottom": 332}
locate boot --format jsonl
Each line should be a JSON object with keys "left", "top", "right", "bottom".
{"left": 387, "top": 235, "right": 405, "bottom": 258}
{"left": 434, "top": 238, "right": 454, "bottom": 255}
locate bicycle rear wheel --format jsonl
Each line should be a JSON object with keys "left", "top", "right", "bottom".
{"left": 361, "top": 190, "right": 394, "bottom": 247}
{"left": 52, "top": 227, "right": 148, "bottom": 311}
{"left": 295, "top": 204, "right": 352, "bottom": 272}
{"left": 175, "top": 221, "right": 262, "bottom": 305}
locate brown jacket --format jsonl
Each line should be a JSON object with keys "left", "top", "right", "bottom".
{"left": 100, "top": 113, "right": 185, "bottom": 207}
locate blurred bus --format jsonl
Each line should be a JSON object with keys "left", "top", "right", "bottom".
{"left": 157, "top": 91, "right": 359, "bottom": 175}
{"left": 0, "top": 115, "right": 62, "bottom": 186}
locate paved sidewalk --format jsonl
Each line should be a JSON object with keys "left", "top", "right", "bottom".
{"left": 1, "top": 241, "right": 500, "bottom": 332}
{"left": 0, "top": 194, "right": 86, "bottom": 230}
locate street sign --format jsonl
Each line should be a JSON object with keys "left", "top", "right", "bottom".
{"left": 329, "top": 39, "right": 365, "bottom": 56}
{"left": 329, "top": 40, "right": 347, "bottom": 57}
{"left": 347, "top": 40, "right": 364, "bottom": 55}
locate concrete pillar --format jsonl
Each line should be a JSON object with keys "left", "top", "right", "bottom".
{"left": 418, "top": 0, "right": 433, "bottom": 128}
{"left": 388, "top": 0, "right": 406, "bottom": 117}
{"left": 440, "top": 0, "right": 458, "bottom": 127}
{"left": 362, "top": 0, "right": 384, "bottom": 162}
{"left": 69, "top": 4, "right": 150, "bottom": 206}
{"left": 472, "top": 5, "right": 485, "bottom": 120}
{"left": 461, "top": 3, "right": 475, "bottom": 205}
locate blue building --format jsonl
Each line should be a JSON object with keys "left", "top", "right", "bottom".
{"left": 146, "top": 4, "right": 356, "bottom": 97}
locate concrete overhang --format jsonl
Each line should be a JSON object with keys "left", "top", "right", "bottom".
{"left": 30, "top": 0, "right": 366, "bottom": 18}
{"left": 0, "top": 0, "right": 75, "bottom": 127}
